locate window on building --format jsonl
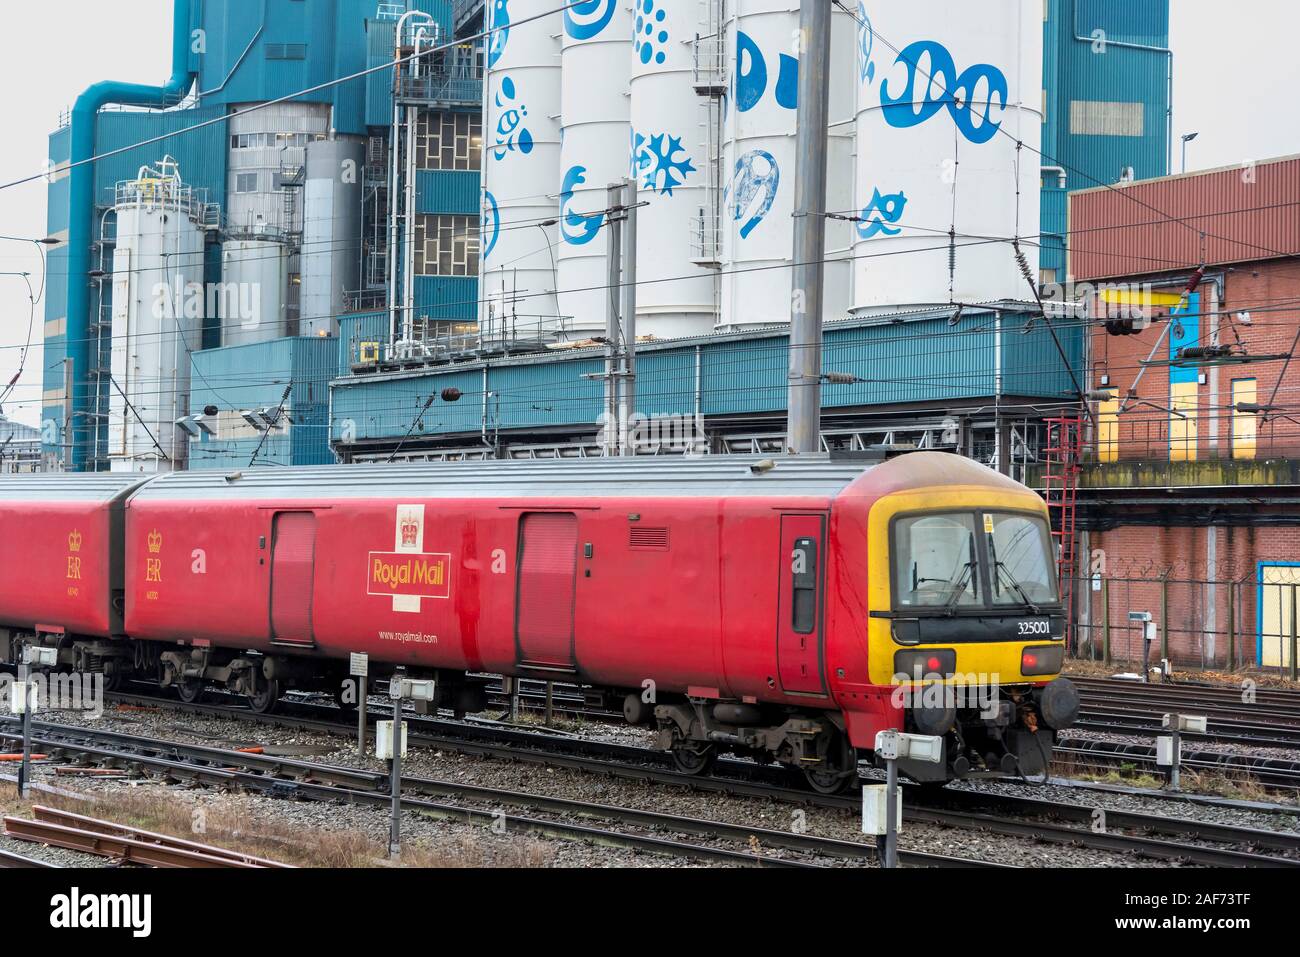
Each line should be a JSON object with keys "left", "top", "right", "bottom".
{"left": 1069, "top": 100, "right": 1145, "bottom": 137}
{"left": 1169, "top": 382, "right": 1198, "bottom": 462}
{"left": 414, "top": 214, "right": 480, "bottom": 276}
{"left": 415, "top": 112, "right": 483, "bottom": 171}
{"left": 235, "top": 172, "right": 259, "bottom": 193}
{"left": 1232, "top": 378, "right": 1257, "bottom": 460}
{"left": 1097, "top": 388, "right": 1119, "bottom": 463}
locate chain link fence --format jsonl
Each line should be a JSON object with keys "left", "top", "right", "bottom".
{"left": 1066, "top": 569, "right": 1299, "bottom": 680}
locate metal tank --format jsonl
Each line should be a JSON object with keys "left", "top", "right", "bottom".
{"left": 717, "top": 0, "right": 855, "bottom": 330}
{"left": 221, "top": 238, "right": 289, "bottom": 347}
{"left": 300, "top": 138, "right": 366, "bottom": 337}
{"left": 556, "top": 0, "right": 633, "bottom": 339}
{"left": 108, "top": 159, "right": 209, "bottom": 473}
{"left": 480, "top": 0, "right": 564, "bottom": 342}
{"left": 225, "top": 102, "right": 332, "bottom": 235}
{"left": 850, "top": 1, "right": 1043, "bottom": 312}
{"left": 629, "top": 0, "right": 716, "bottom": 338}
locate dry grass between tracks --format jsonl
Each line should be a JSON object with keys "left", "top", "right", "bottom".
{"left": 0, "top": 783, "right": 553, "bottom": 868}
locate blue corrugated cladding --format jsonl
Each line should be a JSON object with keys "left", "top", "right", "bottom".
{"left": 189, "top": 336, "right": 337, "bottom": 468}
{"left": 415, "top": 276, "right": 477, "bottom": 322}
{"left": 41, "top": 130, "right": 73, "bottom": 453}
{"left": 331, "top": 309, "right": 1081, "bottom": 443}
{"left": 416, "top": 170, "right": 480, "bottom": 215}
{"left": 197, "top": 0, "right": 416, "bottom": 136}
{"left": 338, "top": 310, "right": 388, "bottom": 375}
{"left": 93, "top": 105, "right": 228, "bottom": 212}
{"left": 1041, "top": 0, "right": 1170, "bottom": 282}
{"left": 365, "top": 2, "right": 454, "bottom": 128}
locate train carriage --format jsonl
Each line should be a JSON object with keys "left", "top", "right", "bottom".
{"left": 0, "top": 453, "right": 1078, "bottom": 790}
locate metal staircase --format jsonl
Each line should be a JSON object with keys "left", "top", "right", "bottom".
{"left": 1043, "top": 415, "right": 1083, "bottom": 651}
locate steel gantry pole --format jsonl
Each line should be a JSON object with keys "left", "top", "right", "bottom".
{"left": 787, "top": 0, "right": 833, "bottom": 454}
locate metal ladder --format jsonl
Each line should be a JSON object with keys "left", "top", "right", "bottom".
{"left": 1043, "top": 415, "right": 1083, "bottom": 651}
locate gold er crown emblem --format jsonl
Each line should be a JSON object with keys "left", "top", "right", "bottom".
{"left": 147, "top": 530, "right": 163, "bottom": 555}
{"left": 68, "top": 531, "right": 83, "bottom": 553}
{"left": 400, "top": 518, "right": 419, "bottom": 547}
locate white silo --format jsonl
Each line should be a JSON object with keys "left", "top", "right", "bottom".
{"left": 556, "top": 0, "right": 633, "bottom": 339}
{"left": 717, "top": 0, "right": 855, "bottom": 330}
{"left": 301, "top": 138, "right": 366, "bottom": 337}
{"left": 629, "top": 0, "right": 716, "bottom": 338}
{"left": 108, "top": 159, "right": 208, "bottom": 473}
{"left": 480, "top": 0, "right": 563, "bottom": 342}
{"left": 851, "top": 1, "right": 1042, "bottom": 313}
{"left": 221, "top": 238, "right": 288, "bottom": 346}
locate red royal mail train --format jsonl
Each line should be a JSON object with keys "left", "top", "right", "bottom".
{"left": 0, "top": 453, "right": 1078, "bottom": 791}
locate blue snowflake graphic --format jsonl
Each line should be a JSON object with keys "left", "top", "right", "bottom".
{"left": 631, "top": 131, "right": 696, "bottom": 196}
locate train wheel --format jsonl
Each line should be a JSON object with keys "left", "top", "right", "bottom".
{"left": 803, "top": 765, "right": 853, "bottom": 795}
{"left": 670, "top": 741, "right": 717, "bottom": 776}
{"left": 249, "top": 678, "right": 280, "bottom": 715}
{"left": 176, "top": 679, "right": 204, "bottom": 705}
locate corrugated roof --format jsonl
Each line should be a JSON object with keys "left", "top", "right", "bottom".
{"left": 130, "top": 456, "right": 878, "bottom": 501}
{"left": 0, "top": 473, "right": 150, "bottom": 503}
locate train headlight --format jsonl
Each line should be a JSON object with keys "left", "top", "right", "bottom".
{"left": 1021, "top": 644, "right": 1065, "bottom": 676}
{"left": 893, "top": 649, "right": 956, "bottom": 680}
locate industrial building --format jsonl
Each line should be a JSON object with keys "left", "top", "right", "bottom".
{"left": 1067, "top": 155, "right": 1300, "bottom": 670}
{"left": 0, "top": 409, "right": 41, "bottom": 474}
{"left": 38, "top": 0, "right": 1170, "bottom": 475}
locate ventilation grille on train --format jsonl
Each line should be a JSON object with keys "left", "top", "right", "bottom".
{"left": 629, "top": 527, "right": 670, "bottom": 551}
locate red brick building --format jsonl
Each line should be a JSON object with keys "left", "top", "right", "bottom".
{"left": 1066, "top": 155, "right": 1300, "bottom": 672}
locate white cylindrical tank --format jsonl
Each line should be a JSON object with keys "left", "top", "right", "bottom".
{"left": 301, "top": 138, "right": 366, "bottom": 337}
{"left": 718, "top": 1, "right": 855, "bottom": 330}
{"left": 556, "top": 0, "right": 633, "bottom": 339}
{"left": 629, "top": 0, "right": 716, "bottom": 338}
{"left": 851, "top": 1, "right": 1043, "bottom": 313}
{"left": 480, "top": 0, "right": 563, "bottom": 342}
{"left": 221, "top": 238, "right": 289, "bottom": 347}
{"left": 108, "top": 159, "right": 208, "bottom": 473}
{"left": 226, "top": 102, "right": 331, "bottom": 235}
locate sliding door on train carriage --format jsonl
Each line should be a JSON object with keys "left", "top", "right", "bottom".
{"left": 515, "top": 512, "right": 579, "bottom": 671}
{"left": 776, "top": 514, "right": 828, "bottom": 695}
{"left": 269, "top": 512, "right": 318, "bottom": 647}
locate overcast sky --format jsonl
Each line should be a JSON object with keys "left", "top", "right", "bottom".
{"left": 1, "top": 0, "right": 1297, "bottom": 427}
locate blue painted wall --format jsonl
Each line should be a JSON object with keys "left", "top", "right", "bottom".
{"left": 331, "top": 308, "right": 1078, "bottom": 445}
{"left": 1041, "top": 0, "right": 1171, "bottom": 282}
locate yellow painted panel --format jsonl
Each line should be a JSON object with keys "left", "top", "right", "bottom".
{"left": 1261, "top": 566, "right": 1300, "bottom": 669}
{"left": 1169, "top": 381, "right": 1198, "bottom": 462}
{"left": 1232, "top": 379, "right": 1257, "bottom": 460}
{"left": 866, "top": 484, "right": 1055, "bottom": 687}
{"left": 1098, "top": 389, "right": 1119, "bottom": 463}
{"left": 1098, "top": 288, "right": 1186, "bottom": 306}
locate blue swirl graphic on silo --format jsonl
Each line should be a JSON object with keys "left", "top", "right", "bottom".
{"left": 565, "top": 0, "right": 617, "bottom": 39}
{"left": 634, "top": 0, "right": 669, "bottom": 66}
{"left": 487, "top": 0, "right": 510, "bottom": 68}
{"left": 726, "top": 150, "right": 780, "bottom": 240}
{"left": 854, "top": 188, "right": 908, "bottom": 239}
{"left": 736, "top": 32, "right": 798, "bottom": 112}
{"left": 559, "top": 166, "right": 605, "bottom": 245}
{"left": 492, "top": 76, "right": 534, "bottom": 159}
{"left": 631, "top": 130, "right": 696, "bottom": 196}
{"left": 856, "top": 3, "right": 876, "bottom": 84}
{"left": 879, "top": 40, "right": 1007, "bottom": 145}
{"left": 482, "top": 191, "right": 500, "bottom": 261}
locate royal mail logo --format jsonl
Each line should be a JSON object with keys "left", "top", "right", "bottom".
{"left": 368, "top": 552, "right": 452, "bottom": 601}
{"left": 68, "top": 531, "right": 83, "bottom": 554}
{"left": 374, "top": 505, "right": 450, "bottom": 613}
{"left": 147, "top": 530, "right": 163, "bottom": 555}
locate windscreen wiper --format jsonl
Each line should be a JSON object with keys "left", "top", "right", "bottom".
{"left": 994, "top": 561, "right": 1041, "bottom": 615}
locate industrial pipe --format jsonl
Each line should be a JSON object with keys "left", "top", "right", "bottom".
{"left": 64, "top": 0, "right": 196, "bottom": 471}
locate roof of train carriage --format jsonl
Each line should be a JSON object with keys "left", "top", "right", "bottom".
{"left": 0, "top": 473, "right": 150, "bottom": 503}
{"left": 126, "top": 455, "right": 885, "bottom": 501}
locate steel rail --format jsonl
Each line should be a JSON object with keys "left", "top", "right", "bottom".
{"left": 7, "top": 705, "right": 1295, "bottom": 867}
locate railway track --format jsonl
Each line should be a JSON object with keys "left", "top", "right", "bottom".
{"left": 11, "top": 691, "right": 1300, "bottom": 866}
{"left": 0, "top": 717, "right": 981, "bottom": 869}
{"left": 0, "top": 846, "right": 60, "bottom": 868}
